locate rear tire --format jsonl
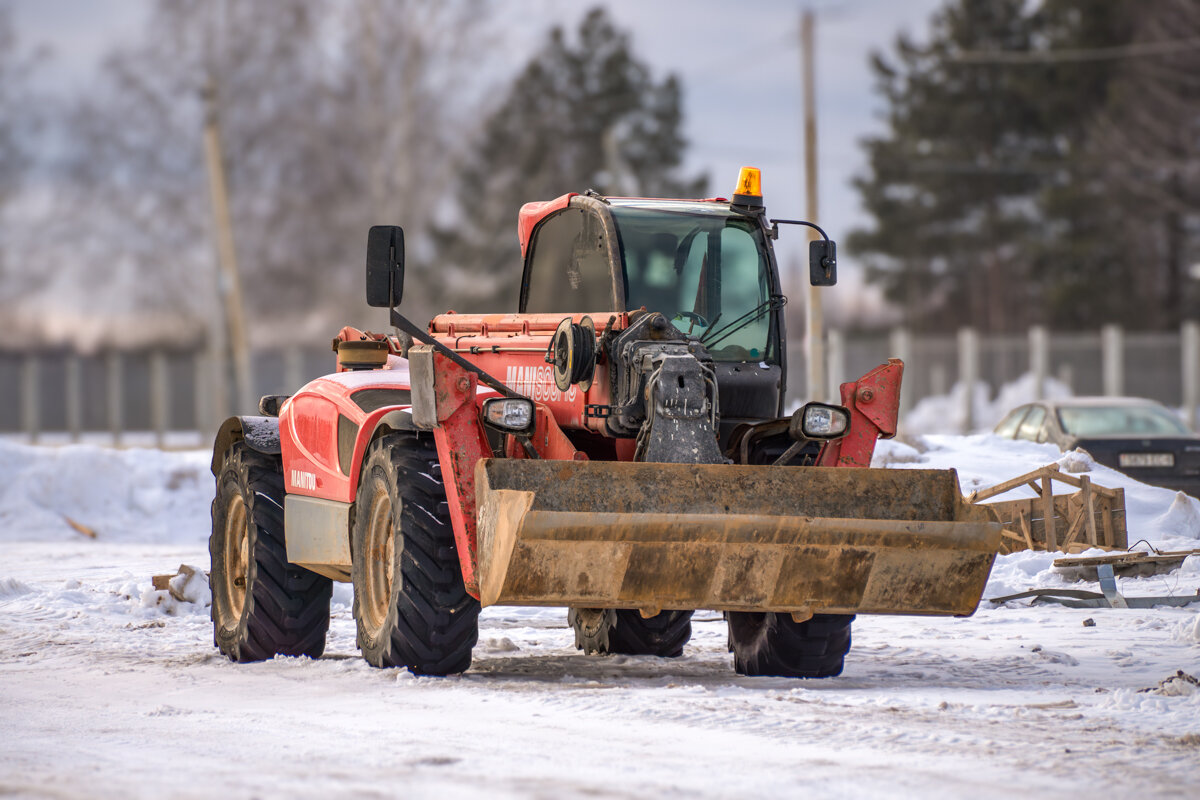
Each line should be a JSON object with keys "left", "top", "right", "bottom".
{"left": 569, "top": 608, "right": 693, "bottom": 657}
{"left": 351, "top": 433, "right": 479, "bottom": 675}
{"left": 727, "top": 612, "right": 854, "bottom": 678}
{"left": 210, "top": 443, "right": 332, "bottom": 662}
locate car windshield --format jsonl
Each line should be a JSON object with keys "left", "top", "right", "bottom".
{"left": 609, "top": 203, "right": 774, "bottom": 363}
{"left": 1057, "top": 405, "right": 1190, "bottom": 437}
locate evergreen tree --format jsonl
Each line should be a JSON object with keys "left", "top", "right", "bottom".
{"left": 849, "top": 0, "right": 1137, "bottom": 332}
{"left": 432, "top": 7, "right": 707, "bottom": 313}
{"left": 1079, "top": 0, "right": 1200, "bottom": 329}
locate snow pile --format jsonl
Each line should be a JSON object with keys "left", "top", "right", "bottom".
{"left": 1175, "top": 615, "right": 1200, "bottom": 644}
{"left": 1151, "top": 492, "right": 1200, "bottom": 541}
{"left": 0, "top": 440, "right": 213, "bottom": 544}
{"left": 0, "top": 576, "right": 34, "bottom": 598}
{"left": 903, "top": 371, "right": 1073, "bottom": 435}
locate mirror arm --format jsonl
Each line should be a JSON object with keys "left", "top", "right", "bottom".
{"left": 768, "top": 218, "right": 830, "bottom": 242}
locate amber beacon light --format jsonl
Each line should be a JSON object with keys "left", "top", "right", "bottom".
{"left": 731, "top": 166, "right": 763, "bottom": 209}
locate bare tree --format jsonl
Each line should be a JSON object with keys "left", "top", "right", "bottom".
{"left": 57, "top": 0, "right": 490, "bottom": 346}
{"left": 0, "top": 1, "right": 46, "bottom": 305}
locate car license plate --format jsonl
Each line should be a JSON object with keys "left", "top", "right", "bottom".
{"left": 1119, "top": 452, "right": 1174, "bottom": 468}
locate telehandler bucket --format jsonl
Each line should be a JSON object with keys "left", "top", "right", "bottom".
{"left": 475, "top": 459, "right": 1001, "bottom": 616}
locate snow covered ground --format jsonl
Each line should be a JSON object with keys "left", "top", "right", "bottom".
{"left": 1, "top": 437, "right": 1198, "bottom": 799}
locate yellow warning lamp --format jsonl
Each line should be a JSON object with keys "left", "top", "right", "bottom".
{"left": 731, "top": 166, "right": 764, "bottom": 210}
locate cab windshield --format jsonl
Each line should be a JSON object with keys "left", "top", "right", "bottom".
{"left": 1057, "top": 405, "right": 1190, "bottom": 436}
{"left": 610, "top": 202, "right": 776, "bottom": 363}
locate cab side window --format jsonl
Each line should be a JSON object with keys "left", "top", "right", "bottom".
{"left": 523, "top": 208, "right": 613, "bottom": 313}
{"left": 1015, "top": 405, "right": 1046, "bottom": 442}
{"left": 994, "top": 407, "right": 1028, "bottom": 438}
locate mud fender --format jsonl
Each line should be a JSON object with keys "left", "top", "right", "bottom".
{"left": 211, "top": 415, "right": 282, "bottom": 475}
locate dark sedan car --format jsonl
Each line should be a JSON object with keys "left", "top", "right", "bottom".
{"left": 993, "top": 397, "right": 1200, "bottom": 497}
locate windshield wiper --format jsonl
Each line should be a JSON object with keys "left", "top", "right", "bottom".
{"left": 699, "top": 295, "right": 787, "bottom": 350}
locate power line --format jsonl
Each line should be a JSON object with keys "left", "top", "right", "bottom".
{"left": 951, "top": 36, "right": 1200, "bottom": 65}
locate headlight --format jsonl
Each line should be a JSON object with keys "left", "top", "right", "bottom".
{"left": 790, "top": 402, "right": 850, "bottom": 440}
{"left": 481, "top": 397, "right": 535, "bottom": 435}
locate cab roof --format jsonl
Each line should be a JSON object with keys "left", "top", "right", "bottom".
{"left": 516, "top": 194, "right": 732, "bottom": 257}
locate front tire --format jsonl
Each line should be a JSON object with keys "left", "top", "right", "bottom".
{"left": 569, "top": 608, "right": 693, "bottom": 657}
{"left": 210, "top": 443, "right": 332, "bottom": 662}
{"left": 351, "top": 433, "right": 479, "bottom": 675}
{"left": 727, "top": 612, "right": 854, "bottom": 678}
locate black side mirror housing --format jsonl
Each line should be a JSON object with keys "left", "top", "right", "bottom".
{"left": 809, "top": 239, "right": 837, "bottom": 286}
{"left": 366, "top": 225, "right": 405, "bottom": 308}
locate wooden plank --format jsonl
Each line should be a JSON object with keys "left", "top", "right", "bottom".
{"left": 1058, "top": 493, "right": 1084, "bottom": 550}
{"left": 1042, "top": 475, "right": 1058, "bottom": 551}
{"left": 1113, "top": 489, "right": 1128, "bottom": 549}
{"left": 1081, "top": 475, "right": 1098, "bottom": 547}
{"left": 1017, "top": 506, "right": 1035, "bottom": 550}
{"left": 971, "top": 466, "right": 1055, "bottom": 502}
{"left": 1045, "top": 470, "right": 1085, "bottom": 491}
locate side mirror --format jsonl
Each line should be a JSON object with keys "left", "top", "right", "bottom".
{"left": 366, "top": 225, "right": 405, "bottom": 308}
{"left": 809, "top": 239, "right": 837, "bottom": 287}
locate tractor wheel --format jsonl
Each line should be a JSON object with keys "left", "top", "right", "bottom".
{"left": 727, "top": 612, "right": 854, "bottom": 678}
{"left": 351, "top": 433, "right": 479, "bottom": 675}
{"left": 569, "top": 608, "right": 693, "bottom": 657}
{"left": 210, "top": 443, "right": 332, "bottom": 662}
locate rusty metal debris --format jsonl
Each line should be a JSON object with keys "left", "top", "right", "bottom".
{"left": 989, "top": 562, "right": 1200, "bottom": 609}
{"left": 1053, "top": 547, "right": 1200, "bottom": 581}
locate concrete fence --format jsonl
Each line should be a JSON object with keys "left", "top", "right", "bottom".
{"left": 0, "top": 346, "right": 335, "bottom": 447}
{"left": 798, "top": 320, "right": 1200, "bottom": 433}
{"left": 4, "top": 321, "right": 1199, "bottom": 446}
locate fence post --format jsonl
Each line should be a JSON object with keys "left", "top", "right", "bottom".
{"left": 1057, "top": 363, "right": 1074, "bottom": 393}
{"left": 21, "top": 354, "right": 38, "bottom": 444}
{"left": 284, "top": 347, "right": 304, "bottom": 395}
{"left": 150, "top": 350, "right": 168, "bottom": 448}
{"left": 930, "top": 362, "right": 948, "bottom": 398}
{"left": 195, "top": 352, "right": 209, "bottom": 436}
{"left": 889, "top": 327, "right": 913, "bottom": 422}
{"left": 1184, "top": 320, "right": 1200, "bottom": 431}
{"left": 65, "top": 353, "right": 82, "bottom": 443}
{"left": 107, "top": 351, "right": 123, "bottom": 447}
{"left": 826, "top": 329, "right": 845, "bottom": 404}
{"left": 1101, "top": 324, "right": 1124, "bottom": 397}
{"left": 1029, "top": 325, "right": 1048, "bottom": 400}
{"left": 958, "top": 327, "right": 979, "bottom": 433}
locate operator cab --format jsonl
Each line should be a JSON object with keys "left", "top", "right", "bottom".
{"left": 520, "top": 191, "right": 788, "bottom": 427}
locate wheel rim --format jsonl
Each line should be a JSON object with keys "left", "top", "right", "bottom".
{"left": 223, "top": 493, "right": 250, "bottom": 620}
{"left": 361, "top": 486, "right": 396, "bottom": 634}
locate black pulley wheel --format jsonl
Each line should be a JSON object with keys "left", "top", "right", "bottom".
{"left": 550, "top": 317, "right": 596, "bottom": 391}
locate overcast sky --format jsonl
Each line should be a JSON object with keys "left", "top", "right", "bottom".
{"left": 11, "top": 0, "right": 946, "bottom": 300}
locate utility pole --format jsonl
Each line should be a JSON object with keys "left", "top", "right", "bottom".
{"left": 202, "top": 5, "right": 253, "bottom": 417}
{"left": 801, "top": 9, "right": 826, "bottom": 402}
